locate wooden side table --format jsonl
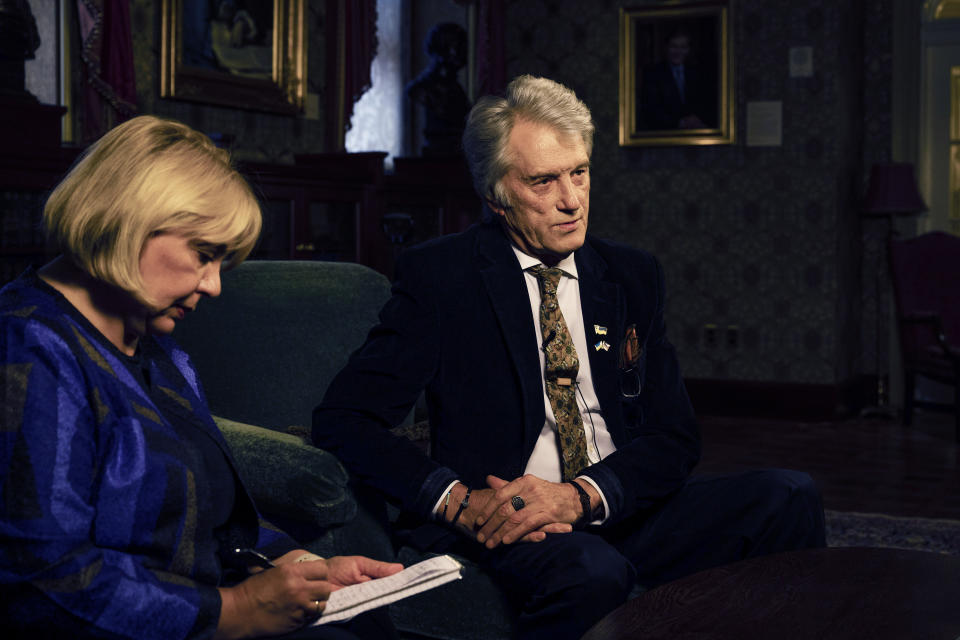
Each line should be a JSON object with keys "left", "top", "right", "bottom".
{"left": 581, "top": 547, "right": 960, "bottom": 640}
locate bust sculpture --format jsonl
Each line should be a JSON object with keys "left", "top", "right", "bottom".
{"left": 406, "top": 22, "right": 471, "bottom": 157}
{"left": 0, "top": 0, "right": 41, "bottom": 97}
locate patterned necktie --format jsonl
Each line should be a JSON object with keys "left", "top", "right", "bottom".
{"left": 529, "top": 265, "right": 591, "bottom": 481}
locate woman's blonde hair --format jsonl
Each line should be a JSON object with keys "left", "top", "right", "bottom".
{"left": 43, "top": 115, "right": 262, "bottom": 307}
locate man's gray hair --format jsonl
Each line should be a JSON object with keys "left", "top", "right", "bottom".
{"left": 462, "top": 75, "right": 594, "bottom": 214}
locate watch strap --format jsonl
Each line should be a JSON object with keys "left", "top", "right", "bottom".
{"left": 568, "top": 480, "right": 592, "bottom": 529}
{"left": 451, "top": 487, "right": 472, "bottom": 526}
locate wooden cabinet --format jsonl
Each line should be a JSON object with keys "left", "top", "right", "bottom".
{"left": 273, "top": 153, "right": 482, "bottom": 278}
{"left": 1, "top": 147, "right": 482, "bottom": 288}
{"left": 0, "top": 147, "right": 81, "bottom": 286}
{"left": 264, "top": 152, "right": 393, "bottom": 274}
{"left": 385, "top": 156, "right": 482, "bottom": 241}
{"left": 0, "top": 98, "right": 74, "bottom": 286}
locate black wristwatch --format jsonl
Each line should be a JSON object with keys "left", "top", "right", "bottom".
{"left": 567, "top": 481, "right": 593, "bottom": 529}
{"left": 451, "top": 487, "right": 472, "bottom": 526}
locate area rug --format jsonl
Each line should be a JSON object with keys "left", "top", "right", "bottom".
{"left": 826, "top": 510, "right": 960, "bottom": 555}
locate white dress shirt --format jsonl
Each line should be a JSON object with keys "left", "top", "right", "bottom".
{"left": 433, "top": 248, "right": 617, "bottom": 523}
{"left": 514, "top": 248, "right": 615, "bottom": 522}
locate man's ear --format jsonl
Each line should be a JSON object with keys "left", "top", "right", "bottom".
{"left": 486, "top": 198, "right": 508, "bottom": 219}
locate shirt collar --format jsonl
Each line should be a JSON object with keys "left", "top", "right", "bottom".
{"left": 511, "top": 245, "right": 579, "bottom": 280}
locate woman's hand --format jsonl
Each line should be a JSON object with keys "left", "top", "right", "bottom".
{"left": 215, "top": 554, "right": 402, "bottom": 639}
{"left": 323, "top": 555, "right": 403, "bottom": 590}
{"left": 216, "top": 558, "right": 330, "bottom": 639}
{"left": 274, "top": 550, "right": 403, "bottom": 589}
{"left": 271, "top": 548, "right": 322, "bottom": 567}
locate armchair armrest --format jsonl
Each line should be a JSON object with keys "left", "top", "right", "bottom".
{"left": 214, "top": 415, "right": 357, "bottom": 528}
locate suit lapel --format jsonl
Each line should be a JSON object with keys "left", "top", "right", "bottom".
{"left": 475, "top": 225, "right": 545, "bottom": 453}
{"left": 575, "top": 242, "right": 626, "bottom": 438}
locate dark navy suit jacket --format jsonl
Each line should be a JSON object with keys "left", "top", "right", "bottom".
{"left": 639, "top": 61, "right": 716, "bottom": 130}
{"left": 314, "top": 222, "right": 700, "bottom": 540}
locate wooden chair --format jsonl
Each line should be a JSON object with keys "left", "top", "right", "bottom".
{"left": 887, "top": 232, "right": 960, "bottom": 441}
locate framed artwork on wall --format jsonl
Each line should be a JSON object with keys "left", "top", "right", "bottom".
{"left": 619, "top": 1, "right": 734, "bottom": 146}
{"left": 161, "top": 0, "right": 307, "bottom": 114}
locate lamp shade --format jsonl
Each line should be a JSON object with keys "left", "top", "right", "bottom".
{"left": 861, "top": 163, "right": 928, "bottom": 217}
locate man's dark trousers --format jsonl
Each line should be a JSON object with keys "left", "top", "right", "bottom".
{"left": 457, "top": 468, "right": 825, "bottom": 640}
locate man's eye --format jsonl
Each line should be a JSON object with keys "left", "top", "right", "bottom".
{"left": 197, "top": 251, "right": 213, "bottom": 264}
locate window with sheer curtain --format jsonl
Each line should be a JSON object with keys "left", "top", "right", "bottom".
{"left": 345, "top": 0, "right": 404, "bottom": 168}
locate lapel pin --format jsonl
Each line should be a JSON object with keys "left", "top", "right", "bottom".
{"left": 594, "top": 340, "right": 611, "bottom": 352}
{"left": 594, "top": 325, "right": 608, "bottom": 336}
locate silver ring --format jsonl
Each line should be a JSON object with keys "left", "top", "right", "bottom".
{"left": 314, "top": 600, "right": 322, "bottom": 616}
{"left": 511, "top": 495, "right": 525, "bottom": 511}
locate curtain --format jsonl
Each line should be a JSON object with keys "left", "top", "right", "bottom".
{"left": 76, "top": 0, "right": 136, "bottom": 142}
{"left": 475, "top": 0, "right": 506, "bottom": 97}
{"left": 328, "top": 0, "right": 377, "bottom": 149}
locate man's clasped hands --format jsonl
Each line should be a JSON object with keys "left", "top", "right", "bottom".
{"left": 441, "top": 474, "right": 600, "bottom": 549}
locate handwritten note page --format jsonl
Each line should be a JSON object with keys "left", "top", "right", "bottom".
{"left": 314, "top": 554, "right": 464, "bottom": 625}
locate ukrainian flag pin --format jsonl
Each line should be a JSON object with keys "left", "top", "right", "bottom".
{"left": 594, "top": 340, "right": 611, "bottom": 352}
{"left": 594, "top": 325, "right": 608, "bottom": 336}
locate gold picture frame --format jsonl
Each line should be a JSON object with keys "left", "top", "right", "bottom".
{"left": 619, "top": 1, "right": 734, "bottom": 146}
{"left": 161, "top": 0, "right": 306, "bottom": 114}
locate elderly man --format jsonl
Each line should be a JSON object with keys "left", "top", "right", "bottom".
{"left": 314, "top": 75, "right": 824, "bottom": 639}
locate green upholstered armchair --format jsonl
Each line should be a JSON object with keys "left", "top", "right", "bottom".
{"left": 174, "top": 260, "right": 514, "bottom": 640}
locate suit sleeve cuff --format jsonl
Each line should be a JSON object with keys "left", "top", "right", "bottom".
{"left": 429, "top": 480, "right": 461, "bottom": 520}
{"left": 579, "top": 463, "right": 624, "bottom": 525}
{"left": 413, "top": 466, "right": 459, "bottom": 519}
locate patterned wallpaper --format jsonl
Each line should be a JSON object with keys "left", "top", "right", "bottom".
{"left": 504, "top": 0, "right": 892, "bottom": 388}
{"left": 129, "top": 0, "right": 329, "bottom": 163}
{"left": 122, "top": 0, "right": 895, "bottom": 389}
{"left": 860, "top": 0, "right": 897, "bottom": 396}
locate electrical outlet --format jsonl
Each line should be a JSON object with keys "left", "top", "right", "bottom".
{"left": 703, "top": 324, "right": 718, "bottom": 348}
{"left": 726, "top": 325, "right": 740, "bottom": 349}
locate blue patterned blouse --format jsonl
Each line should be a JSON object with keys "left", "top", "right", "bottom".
{"left": 0, "top": 269, "right": 297, "bottom": 639}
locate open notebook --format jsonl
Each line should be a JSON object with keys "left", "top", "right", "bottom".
{"left": 314, "top": 554, "right": 464, "bottom": 625}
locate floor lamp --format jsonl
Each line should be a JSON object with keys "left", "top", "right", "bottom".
{"left": 860, "top": 163, "right": 927, "bottom": 417}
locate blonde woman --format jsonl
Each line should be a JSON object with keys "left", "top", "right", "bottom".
{"left": 0, "top": 116, "right": 401, "bottom": 640}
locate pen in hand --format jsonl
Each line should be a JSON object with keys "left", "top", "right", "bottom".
{"left": 233, "top": 547, "right": 276, "bottom": 570}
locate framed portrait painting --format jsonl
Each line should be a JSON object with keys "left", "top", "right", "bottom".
{"left": 161, "top": 0, "right": 307, "bottom": 114}
{"left": 619, "top": 1, "right": 734, "bottom": 146}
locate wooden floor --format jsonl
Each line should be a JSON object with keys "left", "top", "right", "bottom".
{"left": 695, "top": 410, "right": 960, "bottom": 520}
